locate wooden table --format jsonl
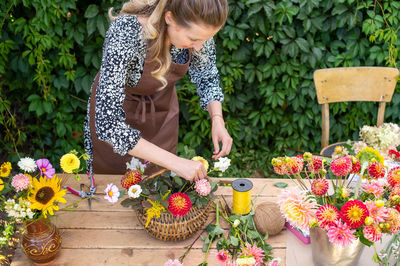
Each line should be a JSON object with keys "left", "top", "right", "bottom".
{"left": 11, "top": 175, "right": 290, "bottom": 265}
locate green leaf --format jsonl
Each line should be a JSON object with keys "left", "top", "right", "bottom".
{"left": 230, "top": 236, "right": 239, "bottom": 246}
{"left": 84, "top": 5, "right": 99, "bottom": 18}
{"left": 274, "top": 182, "right": 288, "bottom": 188}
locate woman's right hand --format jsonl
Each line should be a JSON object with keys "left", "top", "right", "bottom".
{"left": 172, "top": 157, "right": 208, "bottom": 182}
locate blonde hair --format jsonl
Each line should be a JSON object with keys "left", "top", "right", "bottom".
{"left": 109, "top": 0, "right": 228, "bottom": 89}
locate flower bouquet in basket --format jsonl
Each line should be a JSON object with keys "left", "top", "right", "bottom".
{"left": 272, "top": 147, "right": 400, "bottom": 264}
{"left": 104, "top": 148, "right": 231, "bottom": 242}
{"left": 0, "top": 150, "right": 87, "bottom": 264}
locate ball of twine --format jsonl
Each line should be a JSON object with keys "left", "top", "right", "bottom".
{"left": 254, "top": 202, "right": 285, "bottom": 236}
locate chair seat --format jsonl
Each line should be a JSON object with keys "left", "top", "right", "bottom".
{"left": 320, "top": 141, "right": 355, "bottom": 157}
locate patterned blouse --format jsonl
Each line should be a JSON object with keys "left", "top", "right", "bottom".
{"left": 84, "top": 15, "right": 224, "bottom": 171}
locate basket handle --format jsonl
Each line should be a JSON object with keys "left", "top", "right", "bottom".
{"left": 145, "top": 168, "right": 214, "bottom": 183}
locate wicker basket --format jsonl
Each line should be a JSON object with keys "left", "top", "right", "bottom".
{"left": 135, "top": 200, "right": 213, "bottom": 241}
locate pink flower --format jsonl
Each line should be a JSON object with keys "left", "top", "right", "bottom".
{"left": 239, "top": 243, "right": 265, "bottom": 265}
{"left": 164, "top": 259, "right": 183, "bottom": 266}
{"left": 268, "top": 258, "right": 281, "bottom": 266}
{"left": 104, "top": 183, "right": 120, "bottom": 203}
{"left": 36, "top": 158, "right": 55, "bottom": 179}
{"left": 327, "top": 220, "right": 356, "bottom": 248}
{"left": 195, "top": 179, "right": 211, "bottom": 196}
{"left": 365, "top": 201, "right": 389, "bottom": 224}
{"left": 216, "top": 249, "right": 230, "bottom": 263}
{"left": 11, "top": 174, "right": 31, "bottom": 191}
{"left": 362, "top": 180, "right": 385, "bottom": 199}
{"left": 363, "top": 224, "right": 382, "bottom": 242}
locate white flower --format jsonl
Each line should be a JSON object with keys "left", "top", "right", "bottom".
{"left": 17, "top": 157, "right": 37, "bottom": 172}
{"left": 104, "top": 183, "right": 120, "bottom": 203}
{"left": 236, "top": 256, "right": 256, "bottom": 265}
{"left": 233, "top": 219, "right": 240, "bottom": 227}
{"left": 126, "top": 157, "right": 146, "bottom": 172}
{"left": 214, "top": 157, "right": 231, "bottom": 173}
{"left": 128, "top": 185, "right": 142, "bottom": 199}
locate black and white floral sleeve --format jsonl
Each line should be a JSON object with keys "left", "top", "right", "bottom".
{"left": 94, "top": 15, "right": 144, "bottom": 155}
{"left": 188, "top": 38, "right": 224, "bottom": 110}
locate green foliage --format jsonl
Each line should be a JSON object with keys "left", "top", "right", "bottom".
{"left": 1, "top": 0, "right": 399, "bottom": 176}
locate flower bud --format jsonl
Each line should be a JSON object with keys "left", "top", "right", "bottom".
{"left": 309, "top": 218, "right": 318, "bottom": 227}
{"left": 303, "top": 152, "right": 312, "bottom": 161}
{"left": 365, "top": 217, "right": 373, "bottom": 226}
{"left": 334, "top": 146, "right": 343, "bottom": 153}
{"left": 379, "top": 223, "right": 385, "bottom": 229}
{"left": 233, "top": 219, "right": 240, "bottom": 228}
{"left": 392, "top": 195, "right": 400, "bottom": 201}
{"left": 375, "top": 200, "right": 385, "bottom": 207}
{"left": 370, "top": 158, "right": 376, "bottom": 163}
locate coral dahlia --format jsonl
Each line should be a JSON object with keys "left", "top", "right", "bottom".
{"left": 121, "top": 169, "right": 142, "bottom": 189}
{"left": 271, "top": 158, "right": 288, "bottom": 175}
{"left": 194, "top": 179, "right": 211, "bottom": 196}
{"left": 327, "top": 220, "right": 356, "bottom": 248}
{"left": 346, "top": 155, "right": 361, "bottom": 174}
{"left": 316, "top": 204, "right": 340, "bottom": 228}
{"left": 387, "top": 208, "right": 400, "bottom": 234}
{"left": 387, "top": 167, "right": 400, "bottom": 188}
{"left": 285, "top": 157, "right": 304, "bottom": 174}
{"left": 364, "top": 201, "right": 389, "bottom": 224}
{"left": 307, "top": 157, "right": 323, "bottom": 173}
{"left": 311, "top": 178, "right": 329, "bottom": 196}
{"left": 363, "top": 224, "right": 382, "bottom": 242}
{"left": 239, "top": 243, "right": 265, "bottom": 265}
{"left": 362, "top": 180, "right": 385, "bottom": 199}
{"left": 330, "top": 157, "right": 352, "bottom": 177}
{"left": 340, "top": 200, "right": 369, "bottom": 228}
{"left": 368, "top": 162, "right": 385, "bottom": 179}
{"left": 168, "top": 192, "right": 192, "bottom": 217}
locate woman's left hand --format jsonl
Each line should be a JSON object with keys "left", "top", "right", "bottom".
{"left": 211, "top": 116, "right": 232, "bottom": 159}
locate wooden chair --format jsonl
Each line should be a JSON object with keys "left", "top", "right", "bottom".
{"left": 313, "top": 67, "right": 399, "bottom": 156}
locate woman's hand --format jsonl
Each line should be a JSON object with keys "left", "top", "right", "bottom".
{"left": 172, "top": 158, "right": 208, "bottom": 182}
{"left": 211, "top": 116, "right": 233, "bottom": 159}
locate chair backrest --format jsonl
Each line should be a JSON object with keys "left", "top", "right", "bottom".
{"left": 313, "top": 67, "right": 399, "bottom": 150}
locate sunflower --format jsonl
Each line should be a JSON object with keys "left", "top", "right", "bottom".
{"left": 0, "top": 179, "right": 4, "bottom": 192}
{"left": 0, "top": 162, "right": 12, "bottom": 177}
{"left": 28, "top": 176, "right": 67, "bottom": 218}
{"left": 60, "top": 153, "right": 80, "bottom": 173}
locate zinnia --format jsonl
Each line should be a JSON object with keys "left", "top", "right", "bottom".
{"left": 11, "top": 174, "right": 31, "bottom": 192}
{"left": 327, "top": 220, "right": 356, "bottom": 248}
{"left": 168, "top": 192, "right": 192, "bottom": 217}
{"left": 194, "top": 179, "right": 211, "bottom": 196}
{"left": 60, "top": 153, "right": 80, "bottom": 174}
{"left": 340, "top": 200, "right": 369, "bottom": 228}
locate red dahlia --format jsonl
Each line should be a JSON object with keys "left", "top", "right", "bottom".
{"left": 316, "top": 204, "right": 340, "bottom": 228}
{"left": 330, "top": 156, "right": 352, "bottom": 177}
{"left": 388, "top": 167, "right": 400, "bottom": 187}
{"left": 340, "top": 200, "right": 369, "bottom": 228}
{"left": 121, "top": 169, "right": 142, "bottom": 189}
{"left": 307, "top": 157, "right": 323, "bottom": 173}
{"left": 346, "top": 155, "right": 361, "bottom": 174}
{"left": 311, "top": 178, "right": 329, "bottom": 196}
{"left": 389, "top": 149, "right": 400, "bottom": 160}
{"left": 368, "top": 162, "right": 385, "bottom": 179}
{"left": 168, "top": 192, "right": 192, "bottom": 217}
{"left": 286, "top": 157, "right": 304, "bottom": 174}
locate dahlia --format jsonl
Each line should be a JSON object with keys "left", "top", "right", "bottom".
{"left": 364, "top": 201, "right": 389, "bottom": 223}
{"left": 316, "top": 204, "right": 340, "bottom": 228}
{"left": 362, "top": 180, "right": 385, "bottom": 199}
{"left": 387, "top": 167, "right": 400, "bottom": 187}
{"left": 327, "top": 220, "right": 356, "bottom": 248}
{"left": 239, "top": 243, "right": 265, "bottom": 265}
{"left": 341, "top": 187, "right": 350, "bottom": 198}
{"left": 216, "top": 249, "right": 230, "bottom": 263}
{"left": 17, "top": 157, "right": 37, "bottom": 173}
{"left": 191, "top": 156, "right": 209, "bottom": 171}
{"left": 368, "top": 162, "right": 385, "bottom": 179}
{"left": 307, "top": 157, "right": 323, "bottom": 173}
{"left": 168, "top": 192, "right": 192, "bottom": 217}
{"left": 311, "top": 178, "right": 329, "bottom": 196}
{"left": 278, "top": 187, "right": 317, "bottom": 231}
{"left": 60, "top": 153, "right": 80, "bottom": 174}
{"left": 330, "top": 156, "right": 352, "bottom": 177}
{"left": 346, "top": 156, "right": 361, "bottom": 174}
{"left": 387, "top": 208, "right": 400, "bottom": 234}
{"left": 11, "top": 174, "right": 31, "bottom": 192}
{"left": 285, "top": 156, "right": 303, "bottom": 174}
{"left": 389, "top": 149, "right": 400, "bottom": 160}
{"left": 340, "top": 200, "right": 369, "bottom": 228}
{"left": 121, "top": 169, "right": 142, "bottom": 189}
{"left": 194, "top": 179, "right": 211, "bottom": 196}
{"left": 363, "top": 224, "right": 382, "bottom": 242}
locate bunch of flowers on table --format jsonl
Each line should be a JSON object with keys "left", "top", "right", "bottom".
{"left": 104, "top": 155, "right": 231, "bottom": 227}
{"left": 0, "top": 150, "right": 87, "bottom": 247}
{"left": 272, "top": 147, "right": 400, "bottom": 261}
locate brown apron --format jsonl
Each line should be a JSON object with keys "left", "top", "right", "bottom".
{"left": 89, "top": 48, "right": 191, "bottom": 174}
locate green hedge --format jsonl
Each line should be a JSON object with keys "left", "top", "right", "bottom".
{"left": 1, "top": 0, "right": 399, "bottom": 177}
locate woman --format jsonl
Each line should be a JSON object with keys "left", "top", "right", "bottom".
{"left": 84, "top": 0, "right": 232, "bottom": 181}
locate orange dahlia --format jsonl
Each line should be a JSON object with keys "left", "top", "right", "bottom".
{"left": 368, "top": 162, "right": 385, "bottom": 179}
{"left": 340, "top": 200, "right": 369, "bottom": 228}
{"left": 307, "top": 157, "right": 323, "bottom": 173}
{"left": 363, "top": 224, "right": 382, "bottom": 242}
{"left": 316, "top": 204, "right": 340, "bottom": 228}
{"left": 121, "top": 169, "right": 142, "bottom": 189}
{"left": 311, "top": 178, "right": 329, "bottom": 196}
{"left": 168, "top": 192, "right": 192, "bottom": 217}
{"left": 285, "top": 156, "right": 304, "bottom": 174}
{"left": 387, "top": 167, "right": 400, "bottom": 187}
{"left": 330, "top": 157, "right": 352, "bottom": 177}
{"left": 272, "top": 158, "right": 288, "bottom": 175}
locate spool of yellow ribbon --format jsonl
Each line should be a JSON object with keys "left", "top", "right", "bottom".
{"left": 232, "top": 178, "right": 253, "bottom": 215}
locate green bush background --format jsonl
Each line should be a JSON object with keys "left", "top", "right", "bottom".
{"left": 1, "top": 0, "right": 399, "bottom": 177}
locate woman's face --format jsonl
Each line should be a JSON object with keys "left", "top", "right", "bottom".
{"left": 165, "top": 11, "right": 221, "bottom": 51}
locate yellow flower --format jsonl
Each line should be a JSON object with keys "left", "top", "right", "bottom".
{"left": 0, "top": 179, "right": 4, "bottom": 192}
{"left": 191, "top": 156, "right": 209, "bottom": 171}
{"left": 0, "top": 162, "right": 12, "bottom": 177}
{"left": 144, "top": 200, "right": 166, "bottom": 227}
{"left": 60, "top": 153, "right": 80, "bottom": 173}
{"left": 28, "top": 176, "right": 67, "bottom": 218}
{"left": 356, "top": 147, "right": 384, "bottom": 165}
